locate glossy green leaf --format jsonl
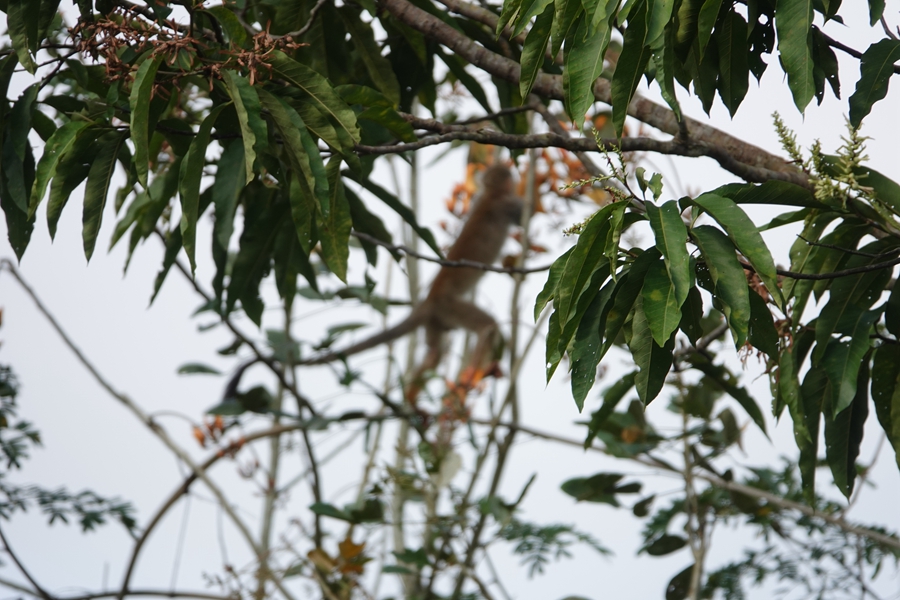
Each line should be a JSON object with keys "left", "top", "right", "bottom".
{"left": 646, "top": 0, "right": 675, "bottom": 47}
{"left": 869, "top": 0, "right": 886, "bottom": 26}
{"left": 820, "top": 310, "right": 878, "bottom": 416}
{"left": 7, "top": 0, "right": 37, "bottom": 73}
{"left": 775, "top": 0, "right": 815, "bottom": 112}
{"left": 645, "top": 200, "right": 690, "bottom": 308}
{"left": 82, "top": 132, "right": 126, "bottom": 261}
{"left": 337, "top": 84, "right": 417, "bottom": 143}
{"left": 571, "top": 278, "right": 617, "bottom": 409}
{"left": 512, "top": 0, "right": 554, "bottom": 36}
{"left": 611, "top": 0, "right": 652, "bottom": 135}
{"left": 178, "top": 104, "right": 226, "bottom": 272}
{"left": 204, "top": 5, "right": 249, "bottom": 46}
{"left": 520, "top": 4, "right": 554, "bottom": 99}
{"left": 692, "top": 193, "right": 783, "bottom": 308}
{"left": 268, "top": 51, "right": 360, "bottom": 145}
{"left": 258, "top": 90, "right": 330, "bottom": 217}
{"left": 823, "top": 359, "right": 868, "bottom": 497}
{"left": 535, "top": 247, "right": 575, "bottom": 320}
{"left": 643, "top": 534, "right": 687, "bottom": 556}
{"left": 715, "top": 9, "right": 748, "bottom": 116}
{"left": 603, "top": 248, "right": 661, "bottom": 357}
{"left": 222, "top": 71, "right": 265, "bottom": 184}
{"left": 798, "top": 366, "right": 826, "bottom": 500}
{"left": 318, "top": 156, "right": 352, "bottom": 282}
{"left": 707, "top": 179, "right": 821, "bottom": 208}
{"left": 563, "top": 17, "right": 612, "bottom": 128}
{"left": 497, "top": 0, "right": 524, "bottom": 34}
{"left": 871, "top": 344, "right": 900, "bottom": 469}
{"left": 29, "top": 121, "right": 90, "bottom": 219}
{"left": 227, "top": 196, "right": 281, "bottom": 325}
{"left": 629, "top": 295, "right": 673, "bottom": 405}
{"left": 691, "top": 224, "right": 749, "bottom": 347}
{"left": 551, "top": 0, "right": 582, "bottom": 57}
{"left": 849, "top": 39, "right": 900, "bottom": 128}
{"left": 129, "top": 54, "right": 163, "bottom": 189}
{"left": 696, "top": 0, "right": 722, "bottom": 60}
{"left": 47, "top": 128, "right": 101, "bottom": 239}
{"left": 641, "top": 258, "right": 681, "bottom": 346}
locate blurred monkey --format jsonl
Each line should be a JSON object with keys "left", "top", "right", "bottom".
{"left": 303, "top": 164, "right": 524, "bottom": 397}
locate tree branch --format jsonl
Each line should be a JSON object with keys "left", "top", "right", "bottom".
{"left": 0, "top": 524, "right": 55, "bottom": 600}
{"left": 379, "top": 0, "right": 807, "bottom": 186}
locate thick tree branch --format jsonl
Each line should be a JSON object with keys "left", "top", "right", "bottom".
{"left": 380, "top": 0, "right": 807, "bottom": 186}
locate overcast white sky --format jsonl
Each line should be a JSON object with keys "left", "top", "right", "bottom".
{"left": 2, "top": 3, "right": 900, "bottom": 600}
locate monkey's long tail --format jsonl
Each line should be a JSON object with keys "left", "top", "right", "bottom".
{"left": 300, "top": 310, "right": 426, "bottom": 365}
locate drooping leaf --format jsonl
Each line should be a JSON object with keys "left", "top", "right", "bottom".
{"left": 775, "top": 0, "right": 815, "bottom": 112}
{"left": 221, "top": 71, "right": 266, "bottom": 184}
{"left": 129, "top": 54, "right": 164, "bottom": 189}
{"left": 611, "top": 0, "right": 652, "bottom": 135}
{"left": 318, "top": 156, "right": 352, "bottom": 282}
{"left": 520, "top": 4, "right": 554, "bottom": 99}
{"left": 641, "top": 258, "right": 682, "bottom": 346}
{"left": 563, "top": 17, "right": 613, "bottom": 128}
{"left": 535, "top": 247, "right": 575, "bottom": 320}
{"left": 29, "top": 120, "right": 90, "bottom": 218}
{"left": 628, "top": 295, "right": 674, "bottom": 405}
{"left": 871, "top": 344, "right": 900, "bottom": 470}
{"left": 848, "top": 39, "right": 900, "bottom": 128}
{"left": 338, "top": 7, "right": 401, "bottom": 106}
{"left": 645, "top": 200, "right": 690, "bottom": 309}
{"left": 714, "top": 9, "right": 748, "bottom": 116}
{"left": 83, "top": 132, "right": 126, "bottom": 261}
{"left": 691, "top": 225, "right": 750, "bottom": 347}
{"left": 823, "top": 359, "right": 869, "bottom": 497}
{"left": 571, "top": 278, "right": 617, "bottom": 409}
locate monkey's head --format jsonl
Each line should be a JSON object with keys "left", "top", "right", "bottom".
{"left": 480, "top": 164, "right": 514, "bottom": 194}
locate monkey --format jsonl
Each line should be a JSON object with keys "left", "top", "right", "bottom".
{"left": 302, "top": 164, "right": 525, "bottom": 397}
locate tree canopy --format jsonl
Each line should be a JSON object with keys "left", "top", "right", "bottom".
{"left": 3, "top": 0, "right": 900, "bottom": 599}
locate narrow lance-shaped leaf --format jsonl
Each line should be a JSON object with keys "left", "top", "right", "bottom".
{"left": 29, "top": 121, "right": 90, "bottom": 218}
{"left": 338, "top": 7, "right": 401, "bottom": 106}
{"left": 318, "top": 156, "right": 352, "bottom": 282}
{"left": 7, "top": 0, "right": 38, "bottom": 73}
{"left": 691, "top": 225, "right": 750, "bottom": 347}
{"left": 641, "top": 258, "right": 681, "bottom": 346}
{"left": 820, "top": 309, "right": 878, "bottom": 416}
{"left": 871, "top": 345, "right": 900, "bottom": 470}
{"left": 180, "top": 104, "right": 227, "bottom": 273}
{"left": 715, "top": 9, "right": 749, "bottom": 116}
{"left": 520, "top": 4, "right": 554, "bottom": 99}
{"left": 628, "top": 295, "right": 674, "bottom": 405}
{"left": 535, "top": 247, "right": 575, "bottom": 320}
{"left": 645, "top": 200, "right": 690, "bottom": 308}
{"left": 221, "top": 71, "right": 265, "bottom": 184}
{"left": 129, "top": 54, "right": 164, "bottom": 189}
{"left": 563, "top": 16, "right": 613, "bottom": 128}
{"left": 571, "top": 278, "right": 617, "bottom": 410}
{"left": 848, "top": 39, "right": 900, "bottom": 128}
{"left": 83, "top": 132, "right": 127, "bottom": 261}
{"left": 611, "top": 0, "right": 652, "bottom": 135}
{"left": 824, "top": 359, "right": 869, "bottom": 498}
{"left": 774, "top": 0, "right": 815, "bottom": 112}
{"left": 696, "top": 0, "right": 723, "bottom": 60}
{"left": 692, "top": 193, "right": 783, "bottom": 309}
{"left": 2, "top": 84, "right": 39, "bottom": 213}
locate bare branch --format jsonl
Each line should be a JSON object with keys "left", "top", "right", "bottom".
{"left": 0, "top": 524, "right": 55, "bottom": 600}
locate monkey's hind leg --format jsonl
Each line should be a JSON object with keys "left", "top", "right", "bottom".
{"left": 450, "top": 302, "right": 504, "bottom": 391}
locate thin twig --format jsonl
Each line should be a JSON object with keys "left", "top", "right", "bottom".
{"left": 352, "top": 231, "right": 551, "bottom": 274}
{"left": 0, "top": 524, "right": 55, "bottom": 600}
{"left": 274, "top": 0, "right": 331, "bottom": 39}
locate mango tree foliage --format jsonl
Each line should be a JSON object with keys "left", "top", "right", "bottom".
{"left": 4, "top": 0, "right": 900, "bottom": 595}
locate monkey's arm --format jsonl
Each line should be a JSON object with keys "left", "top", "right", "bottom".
{"left": 299, "top": 308, "right": 427, "bottom": 365}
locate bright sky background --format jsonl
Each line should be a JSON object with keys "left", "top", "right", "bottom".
{"left": 1, "top": 3, "right": 900, "bottom": 600}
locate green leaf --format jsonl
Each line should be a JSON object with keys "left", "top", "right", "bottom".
{"left": 83, "top": 132, "right": 126, "bottom": 261}
{"left": 29, "top": 120, "right": 90, "bottom": 219}
{"left": 747, "top": 289, "right": 778, "bottom": 358}
{"left": 318, "top": 156, "right": 351, "bottom": 282}
{"left": 691, "top": 225, "right": 750, "bottom": 347}
{"left": 222, "top": 71, "right": 265, "bottom": 184}
{"left": 7, "top": 0, "right": 38, "bottom": 73}
{"left": 679, "top": 286, "right": 704, "bottom": 345}
{"left": 820, "top": 310, "right": 878, "bottom": 416}
{"left": 868, "top": 0, "right": 886, "bottom": 26}
{"left": 690, "top": 357, "right": 767, "bottom": 435}
{"left": 0, "top": 142, "right": 35, "bottom": 261}
{"left": 628, "top": 295, "right": 673, "bottom": 405}
{"left": 47, "top": 128, "right": 100, "bottom": 239}
{"left": 268, "top": 51, "right": 360, "bottom": 145}
{"left": 646, "top": 0, "right": 675, "bottom": 47}
{"left": 337, "top": 84, "right": 416, "bottom": 142}
{"left": 227, "top": 195, "right": 281, "bottom": 325}
{"left": 561, "top": 472, "right": 638, "bottom": 505}
{"left": 563, "top": 17, "right": 612, "bottom": 128}
{"left": 692, "top": 193, "right": 783, "bottom": 309}
{"left": 179, "top": 104, "right": 226, "bottom": 272}
{"left": 129, "top": 54, "right": 164, "bottom": 189}
{"left": 602, "top": 248, "right": 661, "bottom": 357}
{"left": 497, "top": 0, "right": 524, "bottom": 35}
{"left": 258, "top": 89, "right": 330, "bottom": 217}
{"left": 342, "top": 170, "right": 441, "bottom": 256}
{"left": 611, "top": 0, "right": 652, "bottom": 135}
{"left": 551, "top": 0, "right": 582, "bottom": 57}
{"left": 643, "top": 534, "right": 687, "bottom": 556}
{"left": 571, "top": 278, "right": 617, "bottom": 409}
{"left": 645, "top": 200, "right": 690, "bottom": 309}
{"left": 178, "top": 363, "right": 222, "bottom": 375}
{"left": 775, "top": 0, "right": 815, "bottom": 112}
{"left": 848, "top": 39, "right": 900, "bottom": 128}
{"left": 309, "top": 502, "right": 355, "bottom": 522}
{"left": 696, "top": 0, "right": 722, "bottom": 60}
{"left": 585, "top": 371, "right": 637, "bottom": 447}
{"left": 512, "top": 0, "right": 554, "bottom": 36}
{"left": 338, "top": 7, "right": 401, "bottom": 106}
{"left": 641, "top": 258, "right": 681, "bottom": 346}
{"left": 520, "top": 4, "right": 554, "bottom": 99}
{"left": 535, "top": 247, "right": 574, "bottom": 320}
{"left": 203, "top": 5, "right": 249, "bottom": 46}
{"left": 823, "top": 359, "right": 869, "bottom": 497}
{"left": 715, "top": 9, "right": 748, "bottom": 116}
{"left": 871, "top": 344, "right": 900, "bottom": 470}
{"left": 708, "top": 179, "right": 820, "bottom": 208}
{"left": 798, "top": 366, "right": 826, "bottom": 500}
